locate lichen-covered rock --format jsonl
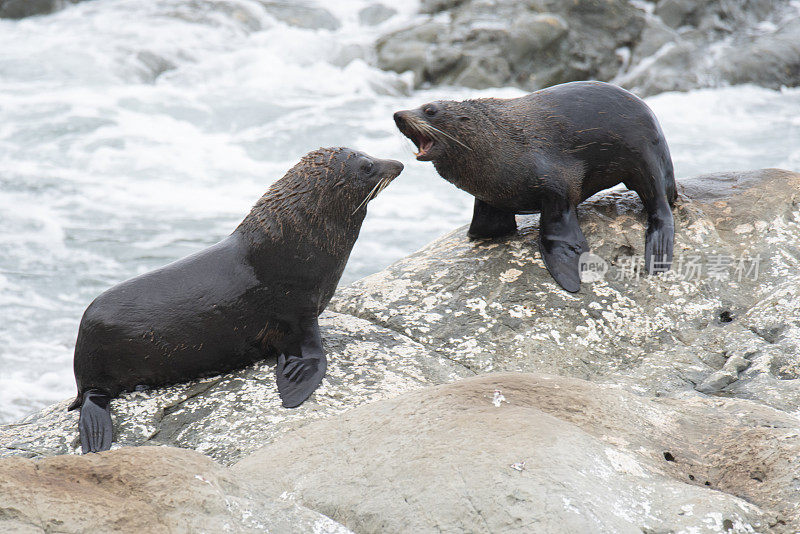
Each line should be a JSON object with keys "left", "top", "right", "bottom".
{"left": 2, "top": 168, "right": 799, "bottom": 532}
{"left": 0, "top": 312, "right": 470, "bottom": 465}
{"left": 331, "top": 169, "right": 800, "bottom": 416}
{"left": 234, "top": 373, "right": 799, "bottom": 533}
{"left": 0, "top": 446, "right": 353, "bottom": 534}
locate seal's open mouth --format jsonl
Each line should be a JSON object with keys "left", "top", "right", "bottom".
{"left": 394, "top": 111, "right": 436, "bottom": 161}
{"left": 408, "top": 130, "right": 434, "bottom": 160}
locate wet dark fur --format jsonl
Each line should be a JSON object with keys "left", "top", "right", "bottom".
{"left": 395, "top": 81, "right": 676, "bottom": 291}
{"left": 69, "top": 147, "right": 403, "bottom": 451}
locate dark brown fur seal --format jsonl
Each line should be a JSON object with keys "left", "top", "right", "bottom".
{"left": 69, "top": 147, "right": 403, "bottom": 453}
{"left": 394, "top": 81, "right": 676, "bottom": 292}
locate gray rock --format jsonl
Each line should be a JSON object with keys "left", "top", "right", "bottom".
{"left": 358, "top": 3, "right": 396, "bottom": 26}
{"left": 377, "top": 0, "right": 644, "bottom": 90}
{"left": 629, "top": 14, "right": 681, "bottom": 64}
{"left": 654, "top": 0, "right": 698, "bottom": 29}
{"left": 257, "top": 1, "right": 340, "bottom": 31}
{"left": 618, "top": 0, "right": 800, "bottom": 95}
{"left": 720, "top": 18, "right": 800, "bottom": 90}
{"left": 420, "top": 0, "right": 467, "bottom": 14}
{"left": 374, "top": 0, "right": 800, "bottom": 95}
{"left": 0, "top": 312, "right": 470, "bottom": 465}
{"left": 1, "top": 0, "right": 57, "bottom": 19}
{"left": 234, "top": 373, "right": 799, "bottom": 533}
{"left": 376, "top": 0, "right": 645, "bottom": 90}
{"left": 376, "top": 21, "right": 448, "bottom": 83}
{"left": 0, "top": 446, "right": 352, "bottom": 533}
{"left": 2, "top": 169, "right": 800, "bottom": 532}
{"left": 331, "top": 169, "right": 800, "bottom": 414}
{"left": 0, "top": 0, "right": 81, "bottom": 19}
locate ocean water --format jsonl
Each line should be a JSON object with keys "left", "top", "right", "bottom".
{"left": 0, "top": 0, "right": 798, "bottom": 423}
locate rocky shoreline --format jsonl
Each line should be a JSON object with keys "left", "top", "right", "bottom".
{"left": 375, "top": 0, "right": 800, "bottom": 96}
{"left": 2, "top": 168, "right": 799, "bottom": 533}
{"left": 4, "top": 0, "right": 799, "bottom": 97}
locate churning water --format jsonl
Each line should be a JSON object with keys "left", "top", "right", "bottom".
{"left": 0, "top": 0, "right": 798, "bottom": 422}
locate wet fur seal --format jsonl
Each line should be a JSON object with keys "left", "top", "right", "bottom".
{"left": 69, "top": 147, "right": 403, "bottom": 453}
{"left": 394, "top": 81, "right": 676, "bottom": 292}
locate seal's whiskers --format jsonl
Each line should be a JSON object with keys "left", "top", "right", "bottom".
{"left": 423, "top": 123, "right": 473, "bottom": 151}
{"left": 352, "top": 179, "right": 383, "bottom": 215}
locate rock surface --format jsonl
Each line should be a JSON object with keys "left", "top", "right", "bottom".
{"left": 0, "top": 446, "right": 353, "bottom": 533}
{"left": 235, "top": 373, "right": 799, "bottom": 533}
{"left": 0, "top": 0, "right": 73, "bottom": 19}
{"left": 358, "top": 3, "right": 396, "bottom": 27}
{"left": 374, "top": 0, "right": 800, "bottom": 95}
{"left": 376, "top": 0, "right": 645, "bottom": 91}
{"left": 2, "top": 168, "right": 800, "bottom": 533}
{"left": 332, "top": 169, "right": 800, "bottom": 417}
{"left": 0, "top": 312, "right": 469, "bottom": 465}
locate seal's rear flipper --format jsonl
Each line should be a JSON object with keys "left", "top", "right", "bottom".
{"left": 277, "top": 317, "right": 327, "bottom": 408}
{"left": 538, "top": 200, "right": 588, "bottom": 293}
{"left": 78, "top": 390, "right": 113, "bottom": 454}
{"left": 645, "top": 214, "right": 674, "bottom": 274}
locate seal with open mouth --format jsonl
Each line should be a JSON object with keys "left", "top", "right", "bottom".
{"left": 394, "top": 81, "right": 676, "bottom": 292}
{"left": 69, "top": 147, "right": 403, "bottom": 453}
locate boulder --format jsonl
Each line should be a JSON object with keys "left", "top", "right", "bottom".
{"left": 358, "top": 4, "right": 396, "bottom": 27}
{"left": 2, "top": 169, "right": 800, "bottom": 533}
{"left": 0, "top": 312, "right": 470, "bottom": 465}
{"left": 376, "top": 0, "right": 645, "bottom": 90}
{"left": 0, "top": 0, "right": 68, "bottom": 19}
{"left": 234, "top": 373, "right": 799, "bottom": 533}
{"left": 374, "top": 0, "right": 800, "bottom": 95}
{"left": 617, "top": 0, "right": 800, "bottom": 95}
{"left": 331, "top": 169, "right": 800, "bottom": 415}
{"left": 0, "top": 446, "right": 352, "bottom": 533}
{"left": 719, "top": 18, "right": 800, "bottom": 90}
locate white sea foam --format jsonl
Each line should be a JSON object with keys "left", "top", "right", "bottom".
{"left": 0, "top": 0, "right": 797, "bottom": 422}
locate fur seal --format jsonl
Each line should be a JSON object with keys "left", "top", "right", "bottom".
{"left": 394, "top": 81, "right": 676, "bottom": 292}
{"left": 68, "top": 147, "right": 403, "bottom": 453}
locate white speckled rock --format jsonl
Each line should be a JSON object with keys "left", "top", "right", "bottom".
{"left": 2, "top": 168, "right": 799, "bottom": 533}
{"left": 234, "top": 373, "right": 799, "bottom": 533}
{"left": 331, "top": 169, "right": 800, "bottom": 416}
{"left": 0, "top": 312, "right": 471, "bottom": 465}
{"left": 0, "top": 446, "right": 353, "bottom": 534}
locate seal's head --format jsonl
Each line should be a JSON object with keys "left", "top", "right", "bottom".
{"left": 243, "top": 147, "right": 403, "bottom": 242}
{"left": 327, "top": 147, "right": 405, "bottom": 217}
{"left": 393, "top": 102, "right": 476, "bottom": 163}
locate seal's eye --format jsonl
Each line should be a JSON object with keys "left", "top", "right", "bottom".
{"left": 424, "top": 106, "right": 437, "bottom": 117}
{"left": 459, "top": 116, "right": 470, "bottom": 122}
{"left": 361, "top": 161, "right": 374, "bottom": 175}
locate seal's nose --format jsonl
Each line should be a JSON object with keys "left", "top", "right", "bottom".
{"left": 382, "top": 158, "right": 404, "bottom": 177}
{"left": 393, "top": 111, "right": 407, "bottom": 129}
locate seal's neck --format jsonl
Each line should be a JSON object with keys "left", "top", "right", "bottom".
{"left": 236, "top": 187, "right": 363, "bottom": 258}
{"left": 433, "top": 99, "right": 529, "bottom": 198}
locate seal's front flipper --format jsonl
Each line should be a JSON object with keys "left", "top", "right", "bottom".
{"left": 645, "top": 211, "right": 674, "bottom": 274}
{"left": 538, "top": 199, "right": 588, "bottom": 293}
{"left": 277, "top": 317, "right": 327, "bottom": 408}
{"left": 78, "top": 390, "right": 112, "bottom": 453}
{"left": 468, "top": 198, "right": 517, "bottom": 239}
